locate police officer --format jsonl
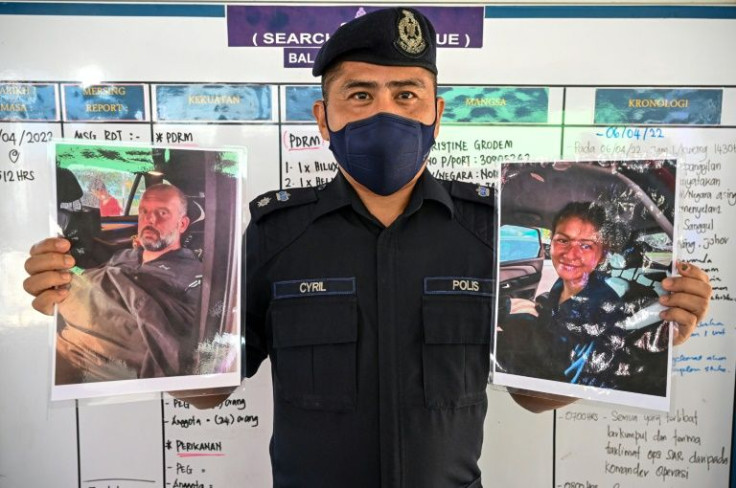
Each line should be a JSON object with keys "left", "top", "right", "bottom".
{"left": 24, "top": 7, "right": 712, "bottom": 488}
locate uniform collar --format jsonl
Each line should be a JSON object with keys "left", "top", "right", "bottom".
{"left": 407, "top": 169, "right": 455, "bottom": 218}
{"left": 314, "top": 169, "right": 455, "bottom": 223}
{"left": 313, "top": 171, "right": 358, "bottom": 219}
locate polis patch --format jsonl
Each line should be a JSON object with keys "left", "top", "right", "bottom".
{"left": 424, "top": 277, "right": 494, "bottom": 296}
{"left": 273, "top": 277, "right": 356, "bottom": 299}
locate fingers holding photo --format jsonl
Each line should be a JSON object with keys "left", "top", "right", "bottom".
{"left": 23, "top": 237, "right": 75, "bottom": 315}
{"left": 659, "top": 261, "right": 712, "bottom": 346}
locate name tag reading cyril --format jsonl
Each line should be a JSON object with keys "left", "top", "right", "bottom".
{"left": 273, "top": 277, "right": 356, "bottom": 299}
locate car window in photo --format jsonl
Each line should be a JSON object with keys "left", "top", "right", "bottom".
{"left": 499, "top": 225, "right": 542, "bottom": 262}
{"left": 63, "top": 165, "right": 132, "bottom": 217}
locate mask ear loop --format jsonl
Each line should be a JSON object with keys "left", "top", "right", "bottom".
{"left": 322, "top": 100, "right": 334, "bottom": 133}
{"left": 420, "top": 96, "right": 439, "bottom": 163}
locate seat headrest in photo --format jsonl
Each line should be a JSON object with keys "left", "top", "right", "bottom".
{"left": 57, "top": 167, "right": 84, "bottom": 203}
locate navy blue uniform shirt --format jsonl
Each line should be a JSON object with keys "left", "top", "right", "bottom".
{"left": 245, "top": 170, "right": 496, "bottom": 488}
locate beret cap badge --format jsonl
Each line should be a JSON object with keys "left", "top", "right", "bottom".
{"left": 311, "top": 7, "right": 437, "bottom": 76}
{"left": 396, "top": 9, "right": 426, "bottom": 56}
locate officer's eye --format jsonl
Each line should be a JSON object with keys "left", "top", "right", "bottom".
{"left": 349, "top": 91, "right": 371, "bottom": 101}
{"left": 397, "top": 91, "right": 416, "bottom": 100}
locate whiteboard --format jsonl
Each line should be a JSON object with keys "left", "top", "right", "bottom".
{"left": 0, "top": 3, "right": 734, "bottom": 488}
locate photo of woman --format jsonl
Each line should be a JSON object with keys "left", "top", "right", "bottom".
{"left": 494, "top": 160, "right": 676, "bottom": 409}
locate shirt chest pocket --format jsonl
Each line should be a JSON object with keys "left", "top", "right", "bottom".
{"left": 422, "top": 294, "right": 492, "bottom": 409}
{"left": 270, "top": 295, "right": 358, "bottom": 411}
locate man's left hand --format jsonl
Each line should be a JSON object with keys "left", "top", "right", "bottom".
{"left": 659, "top": 261, "right": 712, "bottom": 346}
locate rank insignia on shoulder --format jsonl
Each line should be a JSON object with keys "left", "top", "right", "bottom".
{"left": 250, "top": 187, "right": 319, "bottom": 222}
{"left": 448, "top": 180, "right": 496, "bottom": 207}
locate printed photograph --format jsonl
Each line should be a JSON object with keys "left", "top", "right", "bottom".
{"left": 51, "top": 142, "right": 243, "bottom": 400}
{"left": 493, "top": 159, "right": 678, "bottom": 410}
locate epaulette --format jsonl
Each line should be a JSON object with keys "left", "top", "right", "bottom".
{"left": 448, "top": 180, "right": 496, "bottom": 248}
{"left": 448, "top": 180, "right": 496, "bottom": 206}
{"left": 249, "top": 187, "right": 318, "bottom": 223}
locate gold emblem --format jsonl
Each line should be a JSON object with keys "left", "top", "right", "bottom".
{"left": 396, "top": 9, "right": 426, "bottom": 55}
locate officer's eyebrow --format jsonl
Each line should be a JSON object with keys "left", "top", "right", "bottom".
{"left": 339, "top": 80, "right": 379, "bottom": 92}
{"left": 339, "top": 78, "right": 427, "bottom": 92}
{"left": 386, "top": 78, "right": 427, "bottom": 90}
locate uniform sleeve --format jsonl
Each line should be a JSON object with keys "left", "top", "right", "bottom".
{"left": 243, "top": 220, "right": 269, "bottom": 379}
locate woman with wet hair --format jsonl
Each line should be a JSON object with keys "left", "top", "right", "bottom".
{"left": 540, "top": 201, "right": 629, "bottom": 387}
{"left": 499, "top": 200, "right": 669, "bottom": 393}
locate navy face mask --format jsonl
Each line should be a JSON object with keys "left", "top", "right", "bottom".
{"left": 326, "top": 110, "right": 437, "bottom": 196}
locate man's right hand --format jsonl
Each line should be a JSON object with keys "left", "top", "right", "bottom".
{"left": 23, "top": 238, "right": 75, "bottom": 315}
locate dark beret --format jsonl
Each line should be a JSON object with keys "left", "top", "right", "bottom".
{"left": 312, "top": 7, "right": 437, "bottom": 77}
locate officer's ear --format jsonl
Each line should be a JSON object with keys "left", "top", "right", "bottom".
{"left": 433, "top": 97, "right": 445, "bottom": 139}
{"left": 313, "top": 100, "right": 330, "bottom": 142}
